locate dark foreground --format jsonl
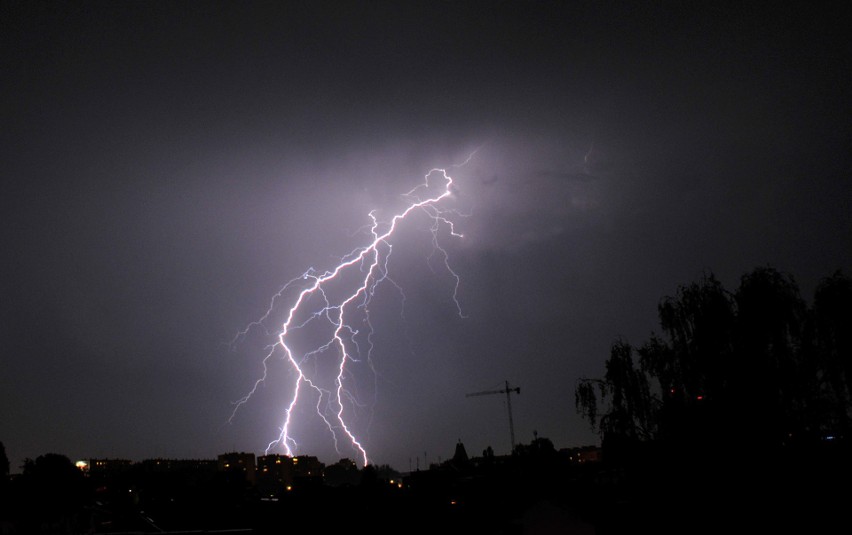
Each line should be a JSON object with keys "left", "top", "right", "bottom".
{"left": 2, "top": 438, "right": 849, "bottom": 534}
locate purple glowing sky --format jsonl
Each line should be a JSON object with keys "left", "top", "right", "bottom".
{"left": 1, "top": 1, "right": 850, "bottom": 471}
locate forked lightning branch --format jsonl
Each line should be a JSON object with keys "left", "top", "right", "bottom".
{"left": 230, "top": 165, "right": 468, "bottom": 466}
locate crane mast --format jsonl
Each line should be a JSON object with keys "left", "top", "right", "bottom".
{"left": 466, "top": 380, "right": 521, "bottom": 453}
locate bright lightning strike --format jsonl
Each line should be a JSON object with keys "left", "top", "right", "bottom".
{"left": 231, "top": 164, "right": 469, "bottom": 467}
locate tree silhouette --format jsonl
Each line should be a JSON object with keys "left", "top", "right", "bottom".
{"left": 639, "top": 273, "right": 735, "bottom": 443}
{"left": 577, "top": 267, "right": 852, "bottom": 451}
{"left": 323, "top": 458, "right": 360, "bottom": 487}
{"left": 0, "top": 441, "right": 8, "bottom": 526}
{"left": 576, "top": 340, "right": 655, "bottom": 444}
{"left": 813, "top": 270, "right": 852, "bottom": 436}
{"left": 733, "top": 267, "right": 809, "bottom": 443}
{"left": 0, "top": 441, "right": 8, "bottom": 478}
{"left": 15, "top": 453, "right": 89, "bottom": 533}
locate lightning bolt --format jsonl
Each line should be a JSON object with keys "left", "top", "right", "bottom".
{"left": 231, "top": 163, "right": 469, "bottom": 467}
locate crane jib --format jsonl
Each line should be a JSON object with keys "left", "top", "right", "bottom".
{"left": 464, "top": 380, "right": 520, "bottom": 453}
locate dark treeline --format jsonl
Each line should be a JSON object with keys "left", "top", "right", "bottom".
{"left": 576, "top": 266, "right": 852, "bottom": 533}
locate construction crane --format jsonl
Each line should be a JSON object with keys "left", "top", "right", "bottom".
{"left": 466, "top": 380, "right": 521, "bottom": 453}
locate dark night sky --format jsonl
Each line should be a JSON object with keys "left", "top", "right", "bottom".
{"left": 2, "top": 1, "right": 850, "bottom": 471}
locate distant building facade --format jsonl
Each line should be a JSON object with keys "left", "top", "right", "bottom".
{"left": 86, "top": 458, "right": 133, "bottom": 479}
{"left": 257, "top": 454, "right": 294, "bottom": 497}
{"left": 137, "top": 458, "right": 217, "bottom": 474}
{"left": 217, "top": 452, "right": 257, "bottom": 483}
{"left": 292, "top": 455, "right": 324, "bottom": 487}
{"left": 560, "top": 445, "right": 602, "bottom": 464}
